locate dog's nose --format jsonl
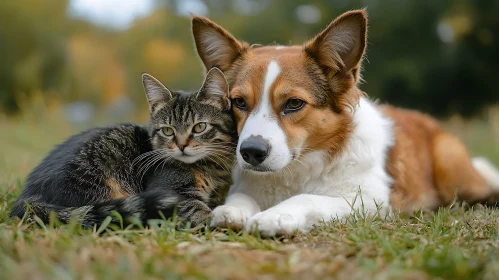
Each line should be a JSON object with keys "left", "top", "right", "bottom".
{"left": 240, "top": 136, "right": 270, "bottom": 166}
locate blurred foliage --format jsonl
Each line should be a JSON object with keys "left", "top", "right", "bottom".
{"left": 0, "top": 0, "right": 498, "bottom": 117}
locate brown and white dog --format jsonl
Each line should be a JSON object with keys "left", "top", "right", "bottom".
{"left": 191, "top": 9, "right": 499, "bottom": 236}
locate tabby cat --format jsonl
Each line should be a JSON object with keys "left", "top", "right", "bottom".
{"left": 10, "top": 68, "right": 237, "bottom": 228}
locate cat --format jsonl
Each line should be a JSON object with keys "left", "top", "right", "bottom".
{"left": 10, "top": 68, "right": 238, "bottom": 228}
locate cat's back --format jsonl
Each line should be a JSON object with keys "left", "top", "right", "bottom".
{"left": 15, "top": 123, "right": 151, "bottom": 207}
{"left": 38, "top": 124, "right": 147, "bottom": 168}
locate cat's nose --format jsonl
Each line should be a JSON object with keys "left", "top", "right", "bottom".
{"left": 239, "top": 136, "right": 270, "bottom": 166}
{"left": 177, "top": 144, "right": 186, "bottom": 151}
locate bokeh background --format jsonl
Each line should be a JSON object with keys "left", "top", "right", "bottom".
{"left": 0, "top": 0, "right": 498, "bottom": 179}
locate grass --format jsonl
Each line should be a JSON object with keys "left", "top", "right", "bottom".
{"left": 1, "top": 112, "right": 499, "bottom": 279}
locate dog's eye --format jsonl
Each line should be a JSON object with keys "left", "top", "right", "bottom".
{"left": 193, "top": 122, "right": 207, "bottom": 133}
{"left": 233, "top": 98, "right": 247, "bottom": 110}
{"left": 161, "top": 127, "right": 175, "bottom": 136}
{"left": 284, "top": 99, "right": 305, "bottom": 113}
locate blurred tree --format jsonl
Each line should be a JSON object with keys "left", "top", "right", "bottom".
{"left": 0, "top": 0, "right": 71, "bottom": 114}
{"left": 364, "top": 0, "right": 499, "bottom": 117}
{"left": 0, "top": 0, "right": 497, "bottom": 117}
{"left": 118, "top": 9, "right": 203, "bottom": 108}
{"left": 68, "top": 33, "right": 125, "bottom": 104}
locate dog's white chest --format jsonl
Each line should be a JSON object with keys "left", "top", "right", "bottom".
{"left": 232, "top": 151, "right": 361, "bottom": 210}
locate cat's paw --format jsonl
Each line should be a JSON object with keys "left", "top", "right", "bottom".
{"left": 245, "top": 208, "right": 307, "bottom": 237}
{"left": 178, "top": 200, "right": 212, "bottom": 226}
{"left": 211, "top": 205, "right": 251, "bottom": 231}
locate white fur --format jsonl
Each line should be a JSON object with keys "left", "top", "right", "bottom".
{"left": 236, "top": 61, "right": 292, "bottom": 172}
{"left": 472, "top": 157, "right": 499, "bottom": 189}
{"left": 211, "top": 193, "right": 260, "bottom": 229}
{"left": 172, "top": 148, "right": 206, "bottom": 164}
{"left": 212, "top": 82, "right": 395, "bottom": 236}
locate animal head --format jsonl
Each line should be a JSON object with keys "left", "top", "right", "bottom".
{"left": 192, "top": 10, "right": 368, "bottom": 173}
{"left": 142, "top": 68, "right": 236, "bottom": 164}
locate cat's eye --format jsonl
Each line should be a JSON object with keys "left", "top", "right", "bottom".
{"left": 233, "top": 98, "right": 247, "bottom": 110}
{"left": 193, "top": 122, "right": 207, "bottom": 133}
{"left": 161, "top": 126, "right": 174, "bottom": 136}
{"left": 283, "top": 99, "right": 305, "bottom": 114}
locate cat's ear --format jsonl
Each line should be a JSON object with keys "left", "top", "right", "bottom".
{"left": 142, "top": 73, "right": 174, "bottom": 112}
{"left": 197, "top": 67, "right": 230, "bottom": 110}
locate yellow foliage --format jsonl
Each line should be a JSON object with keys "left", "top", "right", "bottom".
{"left": 142, "top": 39, "right": 185, "bottom": 82}
{"left": 68, "top": 34, "right": 125, "bottom": 105}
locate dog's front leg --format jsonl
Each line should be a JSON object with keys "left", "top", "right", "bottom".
{"left": 211, "top": 192, "right": 261, "bottom": 231}
{"left": 245, "top": 194, "right": 366, "bottom": 237}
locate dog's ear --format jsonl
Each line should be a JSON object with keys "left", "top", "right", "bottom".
{"left": 192, "top": 16, "right": 246, "bottom": 72}
{"left": 197, "top": 67, "right": 230, "bottom": 110}
{"left": 304, "top": 9, "right": 367, "bottom": 79}
{"left": 142, "top": 73, "right": 174, "bottom": 112}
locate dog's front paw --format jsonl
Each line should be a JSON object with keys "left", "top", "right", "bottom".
{"left": 211, "top": 205, "right": 251, "bottom": 231}
{"left": 245, "top": 209, "right": 307, "bottom": 237}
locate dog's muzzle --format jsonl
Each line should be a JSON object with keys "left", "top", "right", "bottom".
{"left": 239, "top": 135, "right": 270, "bottom": 166}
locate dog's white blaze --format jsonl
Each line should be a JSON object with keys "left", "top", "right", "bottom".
{"left": 237, "top": 61, "right": 292, "bottom": 171}
{"left": 254, "top": 60, "right": 280, "bottom": 115}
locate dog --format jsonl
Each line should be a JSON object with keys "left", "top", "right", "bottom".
{"left": 191, "top": 9, "right": 499, "bottom": 237}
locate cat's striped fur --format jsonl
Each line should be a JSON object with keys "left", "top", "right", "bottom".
{"left": 10, "top": 68, "right": 237, "bottom": 228}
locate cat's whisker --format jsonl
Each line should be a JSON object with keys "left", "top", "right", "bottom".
{"left": 139, "top": 155, "right": 171, "bottom": 182}
{"left": 133, "top": 153, "right": 163, "bottom": 167}
{"left": 136, "top": 153, "right": 164, "bottom": 171}
{"left": 137, "top": 153, "right": 172, "bottom": 181}
{"left": 158, "top": 156, "right": 173, "bottom": 176}
{"left": 135, "top": 150, "right": 171, "bottom": 164}
{"left": 211, "top": 156, "right": 232, "bottom": 174}
{"left": 206, "top": 155, "right": 231, "bottom": 174}
{"left": 210, "top": 141, "right": 238, "bottom": 145}
{"left": 200, "top": 149, "right": 235, "bottom": 156}
{"left": 203, "top": 145, "right": 236, "bottom": 152}
{"left": 205, "top": 148, "right": 236, "bottom": 154}
{"left": 204, "top": 150, "right": 234, "bottom": 168}
{"left": 204, "top": 147, "right": 234, "bottom": 155}
{"left": 137, "top": 156, "right": 163, "bottom": 180}
{"left": 132, "top": 149, "right": 171, "bottom": 166}
{"left": 204, "top": 149, "right": 232, "bottom": 162}
{"left": 133, "top": 149, "right": 165, "bottom": 160}
{"left": 208, "top": 141, "right": 235, "bottom": 144}
{"left": 204, "top": 149, "right": 234, "bottom": 166}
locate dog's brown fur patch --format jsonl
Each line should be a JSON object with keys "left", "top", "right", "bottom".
{"left": 381, "top": 105, "right": 492, "bottom": 212}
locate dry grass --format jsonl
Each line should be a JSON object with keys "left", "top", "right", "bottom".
{"left": 1, "top": 110, "right": 499, "bottom": 280}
